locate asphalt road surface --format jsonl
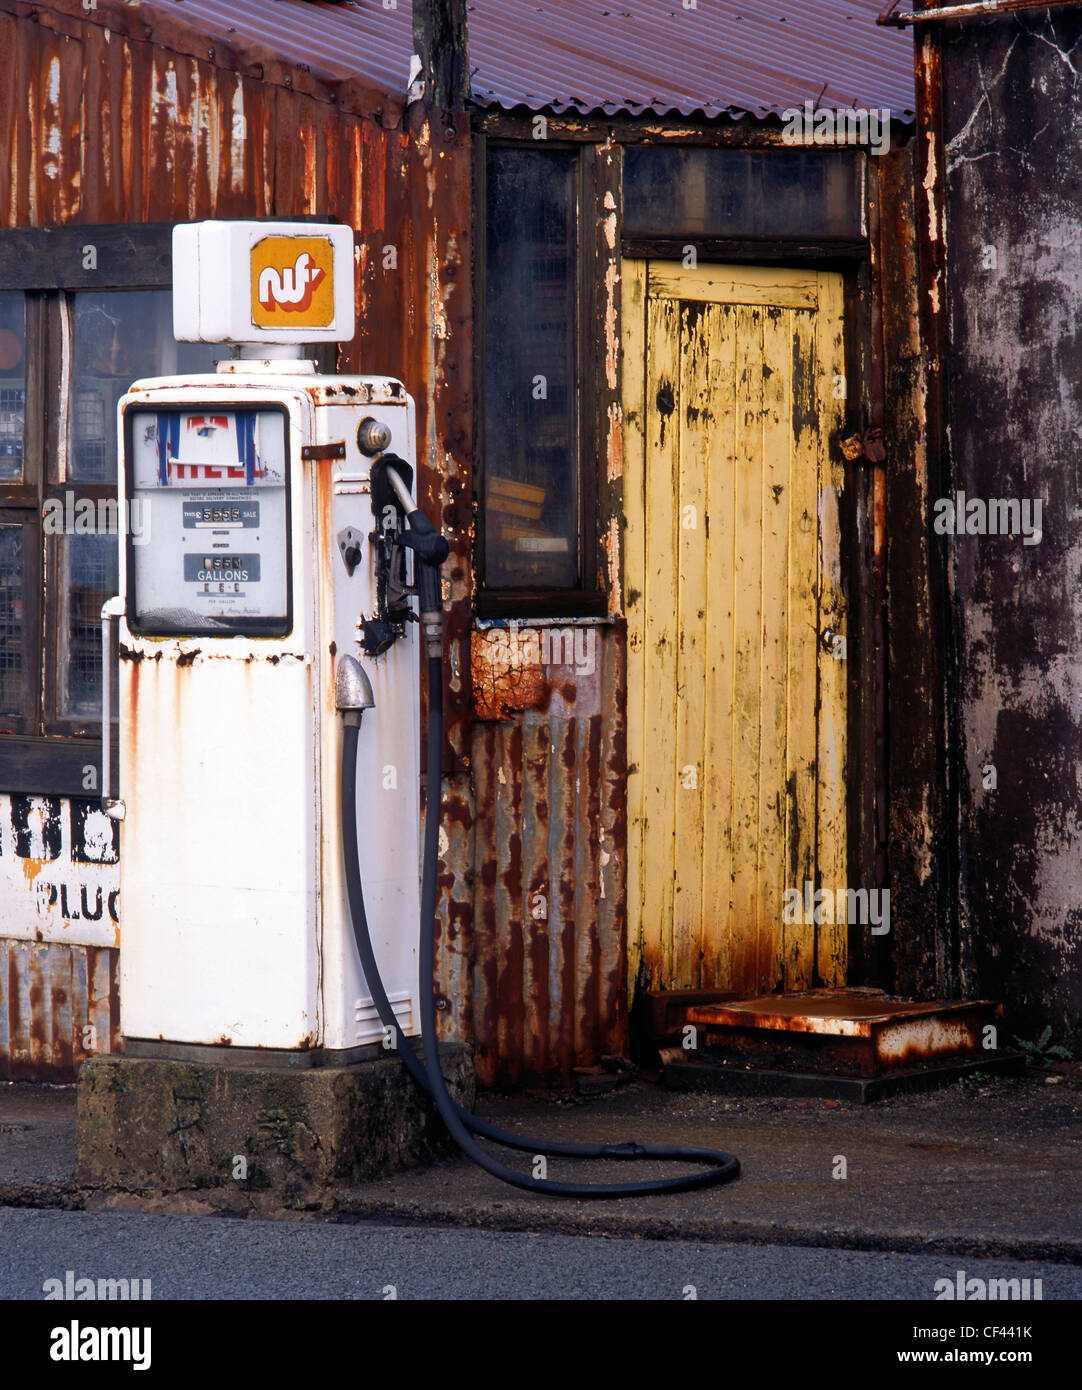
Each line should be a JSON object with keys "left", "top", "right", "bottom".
{"left": 2, "top": 1206, "right": 1077, "bottom": 1301}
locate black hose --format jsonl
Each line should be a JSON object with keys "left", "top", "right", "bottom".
{"left": 340, "top": 657, "right": 741, "bottom": 1197}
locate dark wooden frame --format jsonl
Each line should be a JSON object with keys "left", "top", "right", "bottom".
{"left": 470, "top": 107, "right": 899, "bottom": 988}
{"left": 0, "top": 507, "right": 41, "bottom": 738}
{"left": 472, "top": 114, "right": 882, "bottom": 621}
{"left": 473, "top": 135, "right": 608, "bottom": 619}
{"left": 0, "top": 220, "right": 334, "bottom": 795}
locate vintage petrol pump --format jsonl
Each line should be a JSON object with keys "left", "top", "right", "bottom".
{"left": 103, "top": 221, "right": 738, "bottom": 1195}
{"left": 104, "top": 221, "right": 421, "bottom": 1062}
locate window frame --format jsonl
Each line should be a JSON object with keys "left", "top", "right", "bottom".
{"left": 0, "top": 220, "right": 333, "bottom": 796}
{"left": 474, "top": 136, "right": 607, "bottom": 620}
{"left": 0, "top": 224, "right": 178, "bottom": 793}
{"left": 0, "top": 507, "right": 42, "bottom": 739}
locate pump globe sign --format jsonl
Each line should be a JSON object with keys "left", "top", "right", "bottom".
{"left": 250, "top": 235, "right": 336, "bottom": 330}
{"left": 172, "top": 220, "right": 355, "bottom": 345}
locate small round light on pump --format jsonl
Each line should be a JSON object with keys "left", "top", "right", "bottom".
{"left": 357, "top": 417, "right": 392, "bottom": 456}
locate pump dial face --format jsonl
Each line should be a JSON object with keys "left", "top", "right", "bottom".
{"left": 125, "top": 405, "right": 291, "bottom": 636}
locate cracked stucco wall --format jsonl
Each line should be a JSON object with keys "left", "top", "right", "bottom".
{"left": 942, "top": 11, "right": 1082, "bottom": 1049}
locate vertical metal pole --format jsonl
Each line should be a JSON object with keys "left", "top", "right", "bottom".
{"left": 100, "top": 595, "right": 126, "bottom": 819}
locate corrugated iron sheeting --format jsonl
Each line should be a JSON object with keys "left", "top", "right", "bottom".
{"left": 167, "top": 0, "right": 414, "bottom": 94}
{"left": 20, "top": 0, "right": 914, "bottom": 125}
{"left": 446, "top": 626, "right": 627, "bottom": 1087}
{"left": 0, "top": 940, "right": 120, "bottom": 1081}
{"left": 466, "top": 0, "right": 916, "bottom": 120}
{"left": 0, "top": 0, "right": 407, "bottom": 123}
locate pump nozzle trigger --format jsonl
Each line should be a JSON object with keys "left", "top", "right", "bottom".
{"left": 397, "top": 524, "right": 450, "bottom": 568}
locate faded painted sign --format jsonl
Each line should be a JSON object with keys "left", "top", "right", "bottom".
{"left": 0, "top": 795, "right": 120, "bottom": 949}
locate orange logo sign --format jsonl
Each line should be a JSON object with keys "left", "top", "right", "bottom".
{"left": 250, "top": 236, "right": 335, "bottom": 329}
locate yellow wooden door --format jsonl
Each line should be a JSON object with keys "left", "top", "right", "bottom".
{"left": 623, "top": 261, "right": 847, "bottom": 997}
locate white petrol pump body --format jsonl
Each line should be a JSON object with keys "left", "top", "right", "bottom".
{"left": 111, "top": 223, "right": 421, "bottom": 1061}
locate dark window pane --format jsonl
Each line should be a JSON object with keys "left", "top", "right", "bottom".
{"left": 0, "top": 525, "right": 26, "bottom": 713}
{"left": 484, "top": 148, "right": 579, "bottom": 590}
{"left": 52, "top": 290, "right": 217, "bottom": 728}
{"left": 57, "top": 533, "right": 118, "bottom": 720}
{"left": 0, "top": 292, "right": 26, "bottom": 483}
{"left": 623, "top": 147, "right": 862, "bottom": 241}
{"left": 68, "top": 291, "right": 217, "bottom": 483}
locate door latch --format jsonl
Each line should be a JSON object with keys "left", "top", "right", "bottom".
{"left": 839, "top": 427, "right": 886, "bottom": 464}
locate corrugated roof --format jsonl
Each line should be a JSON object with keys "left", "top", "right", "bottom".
{"left": 466, "top": 0, "right": 916, "bottom": 121}
{"left": 124, "top": 0, "right": 917, "bottom": 122}
{"left": 149, "top": 0, "right": 415, "bottom": 95}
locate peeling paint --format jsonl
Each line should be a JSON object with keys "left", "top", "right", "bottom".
{"left": 934, "top": 10, "right": 1082, "bottom": 1045}
{"left": 603, "top": 258, "right": 620, "bottom": 391}
{"left": 604, "top": 515, "right": 621, "bottom": 616}
{"left": 606, "top": 399, "right": 623, "bottom": 484}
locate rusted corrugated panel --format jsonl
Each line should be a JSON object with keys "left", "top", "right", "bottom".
{"left": 0, "top": 12, "right": 85, "bottom": 227}
{"left": 0, "top": 939, "right": 120, "bottom": 1081}
{"left": 11, "top": 0, "right": 915, "bottom": 131}
{"left": 465, "top": 625, "right": 626, "bottom": 1087}
{"left": 136, "top": 0, "right": 916, "bottom": 121}
{"left": 1, "top": 0, "right": 406, "bottom": 123}
{"left": 465, "top": 0, "right": 916, "bottom": 120}
{"left": 0, "top": 5, "right": 472, "bottom": 1070}
{"left": 0, "top": 8, "right": 415, "bottom": 269}
{"left": 0, "top": 9, "right": 438, "bottom": 497}
{"left": 5, "top": 13, "right": 218, "bottom": 223}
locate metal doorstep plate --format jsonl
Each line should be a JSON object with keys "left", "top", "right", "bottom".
{"left": 686, "top": 989, "right": 1004, "bottom": 1078}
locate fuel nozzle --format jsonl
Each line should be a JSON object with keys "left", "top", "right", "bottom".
{"left": 369, "top": 453, "right": 449, "bottom": 659}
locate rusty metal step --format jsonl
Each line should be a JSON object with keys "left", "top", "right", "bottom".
{"left": 646, "top": 989, "right": 742, "bottom": 1044}
{"left": 685, "top": 988, "right": 1008, "bottom": 1079}
{"left": 630, "top": 989, "right": 742, "bottom": 1065}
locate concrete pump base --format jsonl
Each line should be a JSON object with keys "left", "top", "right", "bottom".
{"left": 75, "top": 1045, "right": 474, "bottom": 1211}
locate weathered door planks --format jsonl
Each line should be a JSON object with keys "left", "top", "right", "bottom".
{"left": 623, "top": 260, "right": 848, "bottom": 997}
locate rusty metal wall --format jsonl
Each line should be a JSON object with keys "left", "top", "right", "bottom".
{"left": 1, "top": 939, "right": 119, "bottom": 1081}
{"left": 0, "top": 2, "right": 482, "bottom": 1075}
{"left": 0, "top": 2, "right": 419, "bottom": 386}
{"left": 436, "top": 623, "right": 627, "bottom": 1086}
